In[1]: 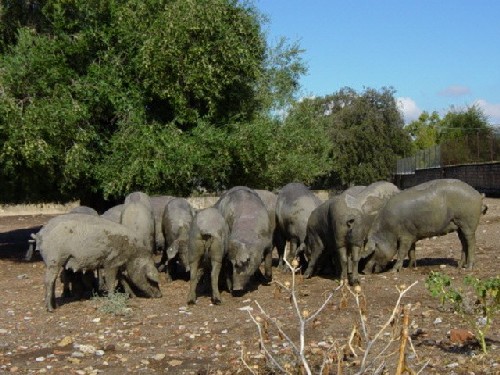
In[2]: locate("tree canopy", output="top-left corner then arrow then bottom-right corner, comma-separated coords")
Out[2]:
405,105 -> 493,151
287,87 -> 413,186
1,0 -> 430,204
0,0 -> 313,202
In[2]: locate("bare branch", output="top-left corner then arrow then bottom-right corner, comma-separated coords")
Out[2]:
355,281 -> 418,375
245,310 -> 287,373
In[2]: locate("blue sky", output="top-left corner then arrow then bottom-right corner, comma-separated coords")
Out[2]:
255,1 -> 500,124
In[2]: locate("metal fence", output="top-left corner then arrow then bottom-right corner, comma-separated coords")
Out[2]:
396,129 -> 500,175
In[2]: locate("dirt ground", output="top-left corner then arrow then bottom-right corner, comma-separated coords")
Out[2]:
0,199 -> 499,374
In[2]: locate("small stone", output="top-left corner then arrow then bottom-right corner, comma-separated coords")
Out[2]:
95,350 -> 105,356
78,344 -> 97,354
57,336 -> 73,347
0,329 -> 9,334
17,274 -> 29,280
433,317 -> 442,324
67,357 -> 81,364
439,264 -> 446,269
458,357 -> 467,365
71,351 -> 85,358
238,306 -> 253,311
221,329 -> 228,334
35,357 -> 45,362
152,354 -> 165,361
168,359 -> 182,366
92,318 -> 101,323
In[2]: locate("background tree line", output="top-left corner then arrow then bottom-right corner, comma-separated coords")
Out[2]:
0,0 -> 492,205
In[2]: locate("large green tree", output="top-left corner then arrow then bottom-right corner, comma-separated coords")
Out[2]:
405,111 -> 441,151
0,0 -> 309,202
438,104 -> 491,142
405,105 -> 492,150
287,87 -> 413,187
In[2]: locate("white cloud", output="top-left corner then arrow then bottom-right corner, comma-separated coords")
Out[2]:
438,85 -> 471,97
474,99 -> 500,125
397,97 -> 421,123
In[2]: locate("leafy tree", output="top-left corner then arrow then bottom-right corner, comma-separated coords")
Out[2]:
135,0 -> 267,126
437,105 -> 495,165
405,111 -> 441,151
437,104 -> 491,142
256,37 -> 307,117
227,113 -> 333,189
0,0 -> 308,202
96,120 -> 233,198
288,87 -> 413,187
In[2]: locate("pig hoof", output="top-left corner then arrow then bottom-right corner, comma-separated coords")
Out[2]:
156,263 -> 165,272
349,277 -> 360,286
212,297 -> 222,305
187,299 -> 196,305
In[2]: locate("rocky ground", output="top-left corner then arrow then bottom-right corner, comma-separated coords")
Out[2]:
0,198 -> 499,374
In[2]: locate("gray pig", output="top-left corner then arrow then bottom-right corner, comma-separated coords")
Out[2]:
255,189 -> 280,255
335,181 -> 400,284
255,189 -> 278,234
28,209 -> 100,296
150,195 -> 175,254
69,206 -> 99,216
363,179 -> 487,273
101,204 -> 125,223
301,185 -> 366,280
34,214 -> 161,311
25,206 -> 99,261
215,186 -> 272,293
186,207 -> 229,305
125,191 -> 152,210
121,200 -> 155,253
300,200 -> 338,279
275,183 -> 322,269
160,197 -> 195,279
